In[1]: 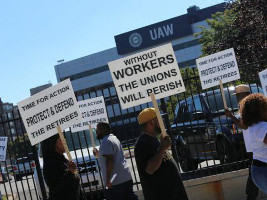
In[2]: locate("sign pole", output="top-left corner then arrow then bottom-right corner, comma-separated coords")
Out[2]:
150,93 -> 167,137
219,80 -> 227,109
89,124 -> 96,149
57,126 -> 72,161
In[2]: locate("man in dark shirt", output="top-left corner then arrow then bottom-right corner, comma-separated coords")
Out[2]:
134,108 -> 188,200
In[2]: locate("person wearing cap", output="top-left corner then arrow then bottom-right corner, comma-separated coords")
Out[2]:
225,84 -> 251,129
134,108 -> 188,200
93,122 -> 138,200
224,84 -> 259,200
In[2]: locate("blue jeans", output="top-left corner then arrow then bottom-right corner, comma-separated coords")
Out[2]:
246,155 -> 259,200
105,180 -> 139,200
251,165 -> 267,194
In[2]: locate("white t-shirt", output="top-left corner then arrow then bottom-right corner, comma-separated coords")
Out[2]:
98,134 -> 132,186
242,129 -> 253,152
248,121 -> 267,163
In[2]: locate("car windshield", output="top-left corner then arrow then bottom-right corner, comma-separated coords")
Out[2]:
206,88 -> 238,113
206,84 -> 263,113
174,96 -> 205,123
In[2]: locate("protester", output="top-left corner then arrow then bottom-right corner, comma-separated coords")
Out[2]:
224,84 -> 259,200
240,93 -> 267,194
42,134 -> 85,200
93,122 -> 138,200
134,108 -> 188,200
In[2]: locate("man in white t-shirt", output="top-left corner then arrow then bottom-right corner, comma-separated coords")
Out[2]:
93,122 -> 138,200
225,84 -> 259,200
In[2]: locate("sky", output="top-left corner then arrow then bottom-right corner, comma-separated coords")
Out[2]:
0,0 -> 223,105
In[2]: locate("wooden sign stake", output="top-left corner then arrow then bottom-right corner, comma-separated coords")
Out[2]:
57,126 -> 72,161
89,124 -> 96,149
150,93 -> 167,137
219,80 -> 227,109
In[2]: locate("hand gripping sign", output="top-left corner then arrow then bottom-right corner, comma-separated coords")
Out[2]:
109,43 -> 185,136
196,48 -> 240,108
18,79 -> 83,161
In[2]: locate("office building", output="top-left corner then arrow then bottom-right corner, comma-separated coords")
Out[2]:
54,3 -> 226,137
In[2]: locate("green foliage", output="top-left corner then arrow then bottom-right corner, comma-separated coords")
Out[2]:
195,10 -> 236,57
196,0 -> 267,80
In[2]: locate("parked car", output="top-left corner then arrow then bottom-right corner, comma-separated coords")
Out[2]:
171,84 -> 263,172
0,167 -> 8,183
12,156 -> 36,180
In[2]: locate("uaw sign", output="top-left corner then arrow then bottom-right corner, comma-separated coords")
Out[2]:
197,48 -> 240,90
18,79 -> 83,145
115,15 -> 192,55
259,69 -> 267,96
108,43 -> 185,109
71,96 -> 109,132
0,137 -> 8,161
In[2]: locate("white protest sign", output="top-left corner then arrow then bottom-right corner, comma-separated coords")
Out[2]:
0,137 -> 8,161
18,79 -> 83,145
71,96 -> 109,132
197,48 -> 240,90
259,69 -> 267,96
108,43 -> 185,109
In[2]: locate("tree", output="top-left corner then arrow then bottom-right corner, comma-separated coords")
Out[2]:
196,0 -> 267,80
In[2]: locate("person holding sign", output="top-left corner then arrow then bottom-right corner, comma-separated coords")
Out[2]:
240,93 -> 267,194
93,122 -> 138,200
224,84 -> 259,200
41,135 -> 85,200
134,108 -> 188,200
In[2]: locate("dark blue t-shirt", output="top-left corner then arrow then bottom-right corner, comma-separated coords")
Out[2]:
134,133 -> 188,200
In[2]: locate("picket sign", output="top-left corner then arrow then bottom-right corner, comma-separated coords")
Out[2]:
108,43 -> 185,110
56,126 -> 72,161
71,96 -> 109,132
150,93 -> 167,137
219,80 -> 227,109
17,79 -> 83,146
89,124 -> 96,149
0,137 -> 8,161
197,48 -> 241,109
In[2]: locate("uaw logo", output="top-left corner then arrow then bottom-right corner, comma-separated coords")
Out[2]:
129,32 -> 142,48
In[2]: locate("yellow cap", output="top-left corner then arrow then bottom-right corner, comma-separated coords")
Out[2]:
138,108 -> 157,125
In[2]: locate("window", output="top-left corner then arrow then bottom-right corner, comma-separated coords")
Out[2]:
113,104 -> 121,116
110,87 -> 117,96
65,130 -> 100,151
103,89 -> 109,97
174,102 -> 190,123
190,97 -> 203,113
7,113 -> 12,119
206,89 -> 238,112
107,105 -> 114,117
